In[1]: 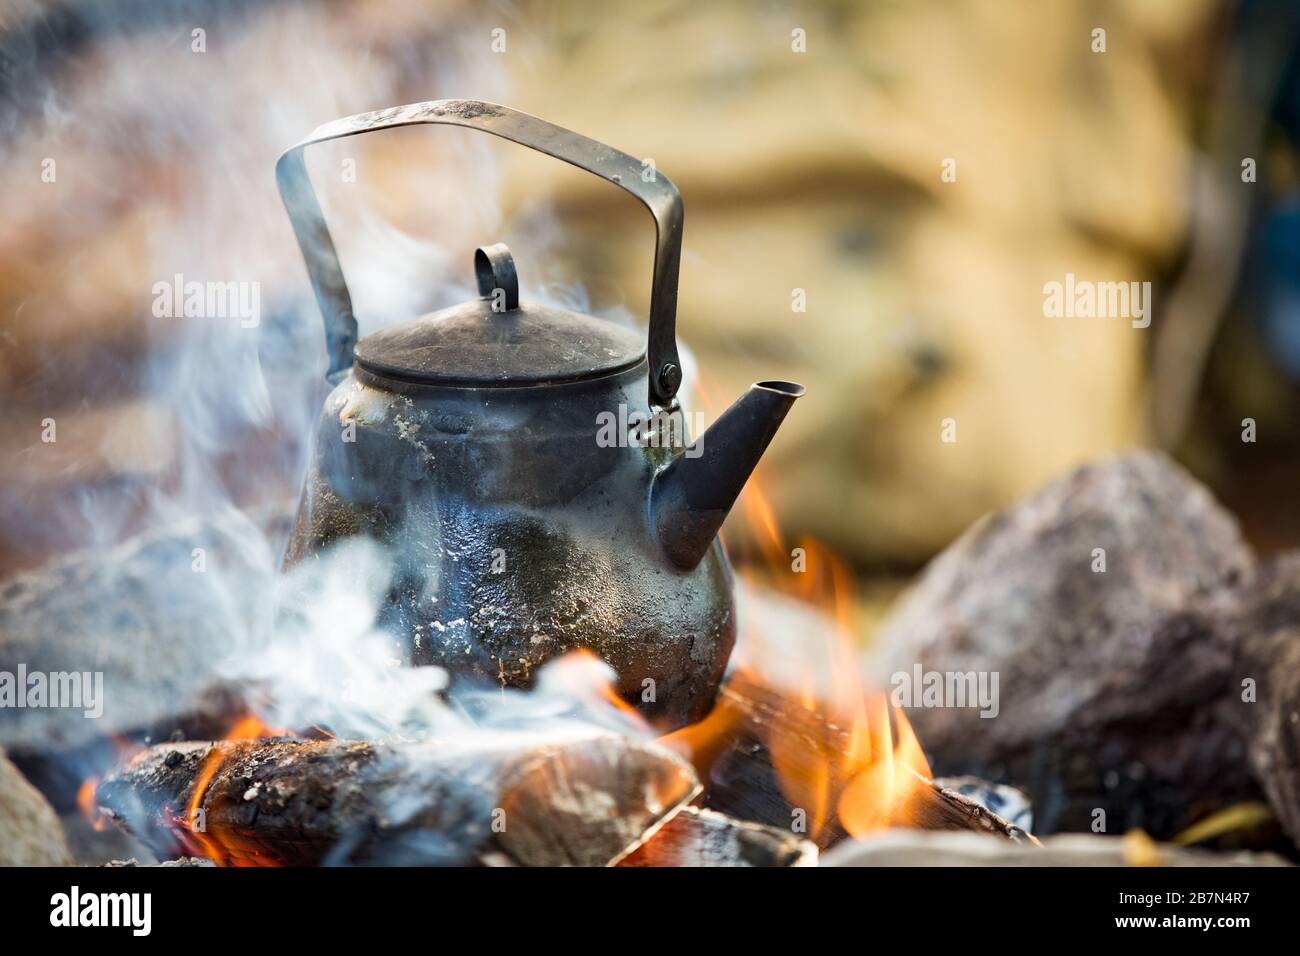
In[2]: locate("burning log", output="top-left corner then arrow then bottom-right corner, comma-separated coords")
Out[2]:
618,806 -> 817,867
905,774 -> 1038,840
97,733 -> 699,867
935,776 -> 1034,831
672,670 -> 1036,848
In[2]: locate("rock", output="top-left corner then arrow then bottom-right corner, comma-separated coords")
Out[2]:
822,829 -> 1291,867
0,746 -> 72,865
876,451 -> 1259,837
0,511 -> 274,760
1222,552 -> 1300,846
60,810 -> 156,868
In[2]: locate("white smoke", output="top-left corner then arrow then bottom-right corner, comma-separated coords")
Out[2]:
219,536 -> 651,744
1,2 -> 656,756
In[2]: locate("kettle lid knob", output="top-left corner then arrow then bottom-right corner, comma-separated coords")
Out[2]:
474,243 -> 519,312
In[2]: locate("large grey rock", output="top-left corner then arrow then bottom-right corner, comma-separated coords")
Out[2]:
0,746 -> 71,865
1222,552 -> 1300,846
0,511 -> 274,757
876,451 -> 1259,837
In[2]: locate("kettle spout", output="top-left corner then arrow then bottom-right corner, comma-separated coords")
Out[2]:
652,381 -> 804,571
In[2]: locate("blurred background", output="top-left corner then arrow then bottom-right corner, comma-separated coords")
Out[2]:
2,0 -> 1300,629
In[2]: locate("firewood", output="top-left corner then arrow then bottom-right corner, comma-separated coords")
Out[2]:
618,806 -> 816,867
97,734 -> 699,867
905,773 -> 1038,841
685,670 -> 1036,848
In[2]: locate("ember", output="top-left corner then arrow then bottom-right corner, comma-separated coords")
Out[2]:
76,777 -> 107,833
182,714 -> 285,866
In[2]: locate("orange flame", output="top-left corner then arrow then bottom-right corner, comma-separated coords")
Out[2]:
184,714 -> 284,866
79,735 -> 142,834
658,672 -> 749,775
546,648 -> 646,725
664,378 -> 931,845
77,776 -> 108,832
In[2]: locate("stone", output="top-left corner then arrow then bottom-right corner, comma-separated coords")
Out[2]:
876,451 -> 1259,837
0,746 -> 72,865
1222,552 -> 1300,846
0,512 -> 274,759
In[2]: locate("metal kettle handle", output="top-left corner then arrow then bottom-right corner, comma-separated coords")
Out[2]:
275,99 -> 684,405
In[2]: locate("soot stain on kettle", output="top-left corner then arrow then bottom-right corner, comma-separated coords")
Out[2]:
377,499 -> 734,728
411,511 -> 617,682
288,373 -> 746,729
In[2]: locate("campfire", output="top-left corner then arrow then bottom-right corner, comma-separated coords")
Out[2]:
84,523 -> 1033,868
27,333 -> 1030,868
15,447 -> 1295,869
83,622 -> 1029,868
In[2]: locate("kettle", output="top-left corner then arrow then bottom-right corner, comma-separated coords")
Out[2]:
276,100 -> 802,729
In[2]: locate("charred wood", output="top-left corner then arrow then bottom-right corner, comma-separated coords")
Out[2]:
619,806 -> 816,867
97,734 -> 699,867
687,671 -> 1035,848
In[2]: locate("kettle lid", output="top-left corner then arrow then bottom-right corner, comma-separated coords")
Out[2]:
353,244 -> 646,387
